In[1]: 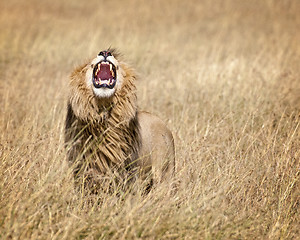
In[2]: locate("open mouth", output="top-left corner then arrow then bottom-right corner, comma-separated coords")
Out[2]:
92,61 -> 117,89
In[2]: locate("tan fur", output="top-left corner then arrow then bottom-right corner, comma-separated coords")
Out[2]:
65,51 -> 175,191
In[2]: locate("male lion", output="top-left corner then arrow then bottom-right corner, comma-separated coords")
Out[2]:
65,49 -> 175,192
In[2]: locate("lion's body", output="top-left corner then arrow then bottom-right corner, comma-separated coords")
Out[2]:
65,51 -> 175,190
137,112 -> 175,182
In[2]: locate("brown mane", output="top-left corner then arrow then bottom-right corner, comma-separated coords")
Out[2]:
65,60 -> 141,186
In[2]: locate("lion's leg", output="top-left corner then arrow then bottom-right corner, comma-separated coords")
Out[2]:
150,135 -> 175,184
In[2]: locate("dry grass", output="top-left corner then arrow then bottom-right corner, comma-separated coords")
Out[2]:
1,0 -> 299,239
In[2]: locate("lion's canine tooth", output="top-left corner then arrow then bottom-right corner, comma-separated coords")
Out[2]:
109,64 -> 112,71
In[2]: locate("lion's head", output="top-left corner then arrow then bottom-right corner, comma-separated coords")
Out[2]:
85,49 -> 125,99
69,49 -> 137,123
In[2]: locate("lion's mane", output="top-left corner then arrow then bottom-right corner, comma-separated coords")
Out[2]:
65,55 -> 141,186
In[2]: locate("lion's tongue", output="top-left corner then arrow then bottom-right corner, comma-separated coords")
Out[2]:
98,64 -> 112,80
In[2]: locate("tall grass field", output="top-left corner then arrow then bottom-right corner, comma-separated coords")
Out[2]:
0,0 -> 299,239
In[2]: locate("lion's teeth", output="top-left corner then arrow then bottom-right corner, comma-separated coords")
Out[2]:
109,64 -> 112,71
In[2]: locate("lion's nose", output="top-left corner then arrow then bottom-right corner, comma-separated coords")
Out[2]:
98,50 -> 112,59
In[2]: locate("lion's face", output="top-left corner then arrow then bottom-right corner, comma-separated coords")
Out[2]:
86,50 -> 124,98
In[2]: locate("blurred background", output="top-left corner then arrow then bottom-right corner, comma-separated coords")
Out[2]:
1,0 -> 299,120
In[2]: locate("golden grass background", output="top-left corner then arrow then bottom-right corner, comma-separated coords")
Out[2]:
1,0 -> 299,239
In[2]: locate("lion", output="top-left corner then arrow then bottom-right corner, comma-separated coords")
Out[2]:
64,49 -> 175,192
